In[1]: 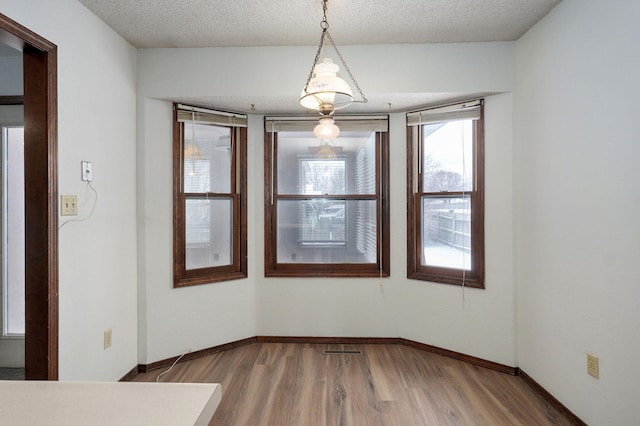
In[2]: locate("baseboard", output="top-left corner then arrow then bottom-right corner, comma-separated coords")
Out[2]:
132,335 -> 583,425
256,336 -> 398,345
137,337 -> 257,373
398,338 -> 518,375
257,335 -> 517,375
518,369 -> 587,426
118,365 -> 139,382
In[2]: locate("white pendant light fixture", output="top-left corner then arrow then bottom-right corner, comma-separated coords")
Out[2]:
300,0 -> 367,135
313,116 -> 340,140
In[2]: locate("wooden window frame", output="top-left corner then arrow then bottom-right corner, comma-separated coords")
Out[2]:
173,104 -> 247,287
407,102 -> 485,288
264,122 -> 390,278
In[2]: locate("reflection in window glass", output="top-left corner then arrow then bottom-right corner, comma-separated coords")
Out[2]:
185,198 -> 232,270
183,123 -> 231,194
275,130 -> 378,264
299,159 -> 346,195
277,199 -> 376,263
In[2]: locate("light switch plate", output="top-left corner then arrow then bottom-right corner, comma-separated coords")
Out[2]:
587,353 -> 599,379
60,195 -> 77,216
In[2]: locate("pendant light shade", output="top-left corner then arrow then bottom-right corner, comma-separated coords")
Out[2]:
313,116 -> 340,140
300,59 -> 354,113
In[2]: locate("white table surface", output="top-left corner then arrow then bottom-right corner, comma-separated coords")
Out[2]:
0,380 -> 221,425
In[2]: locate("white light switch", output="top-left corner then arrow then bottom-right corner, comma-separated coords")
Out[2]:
60,195 -> 77,216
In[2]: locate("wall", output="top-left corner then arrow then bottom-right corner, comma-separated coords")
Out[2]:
137,43 -> 516,366
516,0 -> 640,423
0,0 -> 138,380
137,99 -> 257,364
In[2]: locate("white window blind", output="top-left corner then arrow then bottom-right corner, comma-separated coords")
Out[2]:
407,100 -> 482,126
265,116 -> 388,133
355,133 -> 377,263
177,104 -> 247,127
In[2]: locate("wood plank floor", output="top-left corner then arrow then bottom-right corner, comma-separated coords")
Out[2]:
132,343 -> 573,425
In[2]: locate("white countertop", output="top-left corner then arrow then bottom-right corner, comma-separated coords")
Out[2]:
0,380 -> 221,425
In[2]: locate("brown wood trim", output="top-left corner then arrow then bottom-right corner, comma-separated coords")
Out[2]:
257,336 -> 399,345
138,337 -> 257,373
0,95 -> 24,105
399,338 -> 517,375
0,13 -> 55,51
519,369 -> 587,426
136,336 -> 583,425
1,13 -> 59,381
118,366 -> 139,382
258,336 -> 516,374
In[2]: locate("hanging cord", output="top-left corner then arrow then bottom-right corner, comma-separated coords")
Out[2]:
58,181 -> 98,229
460,122 -> 468,306
378,121 -> 385,297
190,111 -> 196,177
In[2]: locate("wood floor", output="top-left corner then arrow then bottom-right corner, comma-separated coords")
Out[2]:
132,343 -> 573,426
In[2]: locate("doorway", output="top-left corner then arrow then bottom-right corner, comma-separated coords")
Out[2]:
0,13 -> 58,380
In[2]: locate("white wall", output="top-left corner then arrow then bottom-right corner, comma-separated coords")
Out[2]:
516,0 -> 640,423
0,0 -> 139,380
137,43 -> 517,366
137,98 -> 257,364
396,93 -> 516,366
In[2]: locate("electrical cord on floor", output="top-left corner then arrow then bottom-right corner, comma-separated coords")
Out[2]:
156,349 -> 191,383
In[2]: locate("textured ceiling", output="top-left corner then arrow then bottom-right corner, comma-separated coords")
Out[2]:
76,0 -> 562,114
78,0 -> 562,48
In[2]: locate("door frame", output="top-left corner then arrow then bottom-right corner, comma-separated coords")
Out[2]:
0,13 -> 58,380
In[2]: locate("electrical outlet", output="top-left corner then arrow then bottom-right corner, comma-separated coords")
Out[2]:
60,195 -> 78,216
587,353 -> 599,379
104,328 -> 112,349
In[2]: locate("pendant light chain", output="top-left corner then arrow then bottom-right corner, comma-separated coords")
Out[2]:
302,0 -> 367,105
325,31 -> 367,104
303,26 -> 328,95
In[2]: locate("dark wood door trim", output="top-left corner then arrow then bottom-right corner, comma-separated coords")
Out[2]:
0,12 -> 58,381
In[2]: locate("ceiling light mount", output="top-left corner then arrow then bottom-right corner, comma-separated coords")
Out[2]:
300,0 -> 368,117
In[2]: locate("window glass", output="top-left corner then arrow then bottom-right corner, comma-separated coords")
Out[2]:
185,198 -> 232,269
421,195 -> 471,270
183,123 -> 231,194
265,119 -> 388,277
422,121 -> 473,192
